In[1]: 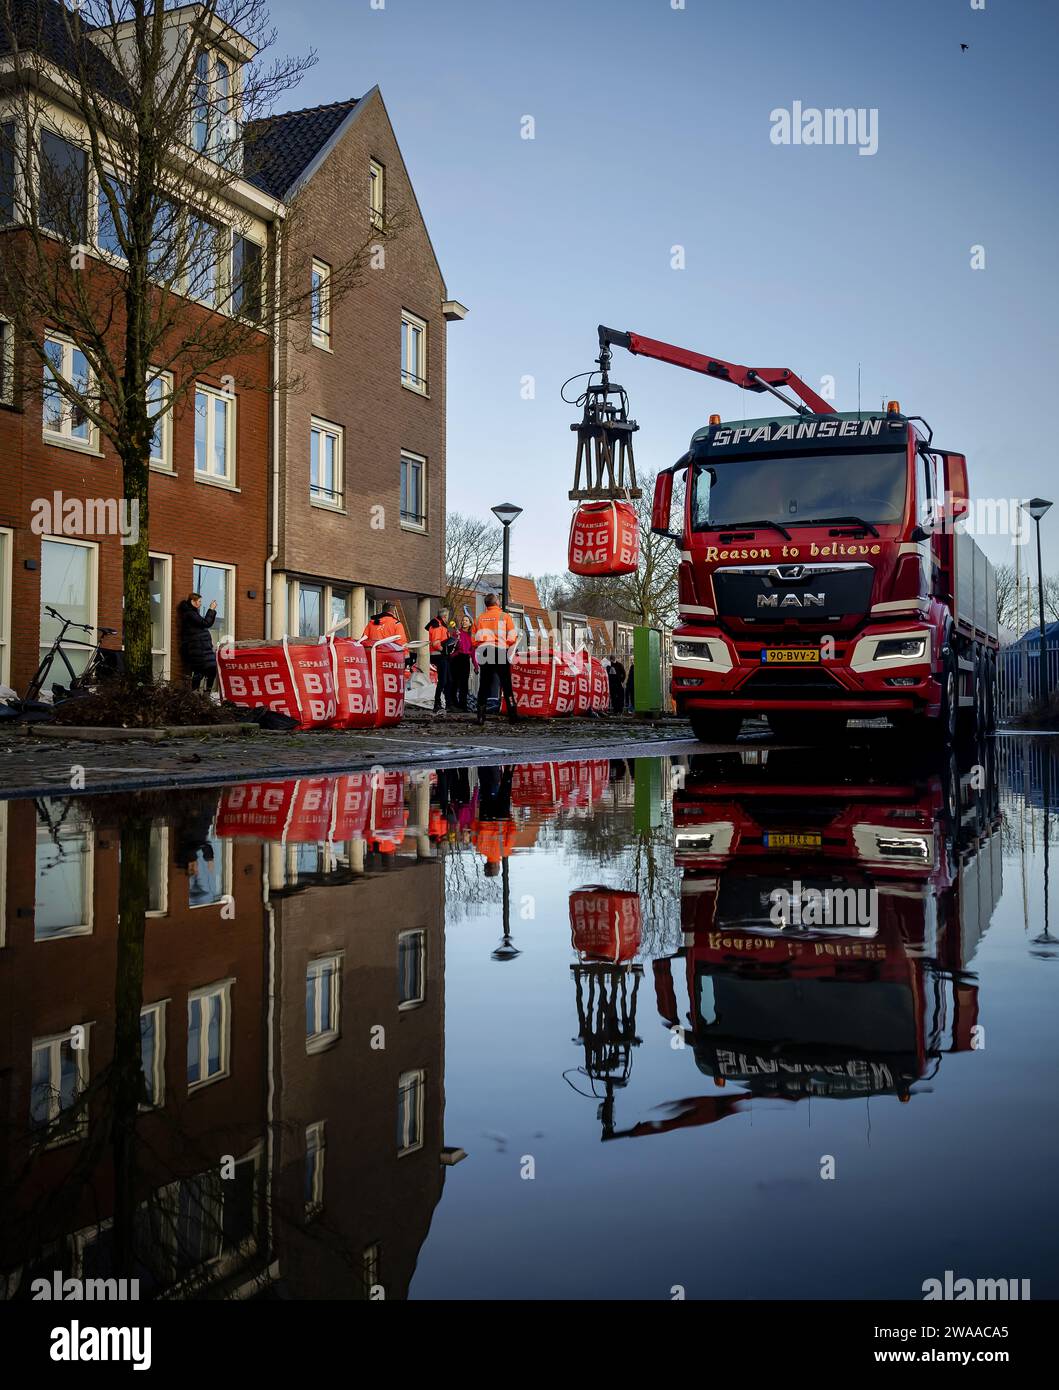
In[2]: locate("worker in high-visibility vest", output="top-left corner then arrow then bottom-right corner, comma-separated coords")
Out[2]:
425,607 -> 455,715
472,594 -> 520,725
473,765 -> 516,877
361,600 -> 408,648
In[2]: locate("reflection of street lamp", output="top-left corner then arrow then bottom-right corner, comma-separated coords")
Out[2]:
491,503 -> 523,611
491,858 -> 521,959
1022,498 -> 1053,708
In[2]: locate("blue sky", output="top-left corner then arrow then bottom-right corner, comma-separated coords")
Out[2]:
268,0 -> 1058,577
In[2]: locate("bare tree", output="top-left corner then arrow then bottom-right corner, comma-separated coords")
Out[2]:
531,571 -> 568,611
443,510 -> 502,615
995,563 -> 1021,632
0,0 -> 397,685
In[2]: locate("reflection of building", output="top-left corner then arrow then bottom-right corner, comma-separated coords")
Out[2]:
0,795 -> 269,1297
262,774 -> 446,1300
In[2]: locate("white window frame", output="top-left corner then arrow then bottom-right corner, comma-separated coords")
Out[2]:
286,579 -> 350,640
37,125 -> 88,243
148,369 -> 175,471
42,333 -> 98,453
397,929 -> 426,1010
147,822 -> 169,918
94,166 -> 129,264
185,210 -> 227,309
184,830 -> 232,910
401,310 -> 427,394
311,259 -> 331,348
186,978 -> 234,1092
193,382 -> 237,487
139,999 -> 168,1109
0,525 -> 12,688
304,1121 -> 326,1220
149,551 -> 172,680
38,535 -> 99,681
369,159 -> 385,229
31,1025 -> 91,1142
310,417 -> 344,510
34,815 -> 94,941
305,954 -> 342,1054
0,316 -> 14,404
400,451 -> 427,532
192,558 -> 236,653
397,1068 -> 425,1156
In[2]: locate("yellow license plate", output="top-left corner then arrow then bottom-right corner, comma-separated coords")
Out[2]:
764,832 -> 823,849
761,648 -> 820,663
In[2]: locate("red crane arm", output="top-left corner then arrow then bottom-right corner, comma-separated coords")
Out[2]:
598,326 -> 835,417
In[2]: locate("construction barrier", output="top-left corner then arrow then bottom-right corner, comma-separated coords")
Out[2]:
567,500 -> 639,577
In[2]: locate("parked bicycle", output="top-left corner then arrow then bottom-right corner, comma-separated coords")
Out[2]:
25,606 -> 122,702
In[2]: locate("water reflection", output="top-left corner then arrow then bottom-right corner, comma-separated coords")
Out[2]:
0,738 -> 1056,1300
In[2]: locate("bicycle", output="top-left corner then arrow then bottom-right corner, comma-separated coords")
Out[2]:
25,605 -> 121,702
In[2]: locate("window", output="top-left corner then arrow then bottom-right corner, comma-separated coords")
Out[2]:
311,260 -> 331,347
192,560 -> 234,651
31,1029 -> 90,1138
186,214 -> 224,308
187,980 -> 233,1090
192,51 -> 211,152
35,814 -> 93,940
148,370 -> 174,470
194,384 -> 236,484
310,419 -> 343,508
297,582 -> 322,638
369,159 -> 385,229
0,120 -> 15,222
39,537 -> 98,683
330,590 -> 351,636
401,311 -> 427,393
140,1002 -> 167,1108
400,452 -> 426,530
149,553 -> 171,678
43,336 -> 95,449
192,50 -> 239,164
304,1122 -> 325,1220
185,827 -> 231,909
306,955 -> 341,1052
232,234 -> 263,322
362,1244 -> 381,1297
96,175 -> 128,259
38,130 -> 87,240
397,930 -> 426,1009
0,527 -> 11,687
0,317 -> 12,404
397,1069 -> 425,1155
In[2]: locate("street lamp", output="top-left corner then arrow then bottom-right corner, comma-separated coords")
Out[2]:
1022,498 -> 1053,708
491,503 -> 523,611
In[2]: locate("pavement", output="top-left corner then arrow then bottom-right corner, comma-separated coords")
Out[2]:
0,709 -> 721,801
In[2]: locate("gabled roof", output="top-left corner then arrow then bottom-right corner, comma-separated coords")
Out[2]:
0,0 -> 129,102
244,96 -> 362,200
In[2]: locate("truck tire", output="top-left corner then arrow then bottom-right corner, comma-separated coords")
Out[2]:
688,711 -> 743,744
939,647 -> 959,745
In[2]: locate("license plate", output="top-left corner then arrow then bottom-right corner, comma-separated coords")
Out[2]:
764,832 -> 823,849
761,648 -> 820,664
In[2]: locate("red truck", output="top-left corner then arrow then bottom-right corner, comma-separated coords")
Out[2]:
591,327 -> 999,743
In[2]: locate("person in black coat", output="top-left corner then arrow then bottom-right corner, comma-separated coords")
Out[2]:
177,593 -> 218,691
608,659 -> 626,714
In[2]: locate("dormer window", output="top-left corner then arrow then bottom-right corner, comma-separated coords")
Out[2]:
191,50 -> 239,167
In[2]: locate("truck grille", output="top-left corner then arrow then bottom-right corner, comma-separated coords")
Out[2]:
740,667 -> 844,700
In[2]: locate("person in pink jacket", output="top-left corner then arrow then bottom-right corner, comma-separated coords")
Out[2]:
449,615 -> 475,711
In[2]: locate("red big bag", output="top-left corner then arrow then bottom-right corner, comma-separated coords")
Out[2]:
328,637 -> 377,729
217,638 -> 336,729
511,654 -> 559,718
215,780 -> 297,840
366,640 -> 406,726
569,887 -> 643,963
568,500 -> 639,576
329,773 -> 372,841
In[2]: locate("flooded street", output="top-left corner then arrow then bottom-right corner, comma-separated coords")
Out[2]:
1,738 -> 1056,1302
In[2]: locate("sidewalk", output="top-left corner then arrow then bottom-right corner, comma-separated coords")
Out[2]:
0,710 -> 715,801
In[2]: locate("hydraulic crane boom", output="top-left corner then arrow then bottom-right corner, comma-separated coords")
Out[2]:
597,325 -> 836,418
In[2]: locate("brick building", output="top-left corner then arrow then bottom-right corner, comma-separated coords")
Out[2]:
0,2 -> 458,693
248,88 -> 462,666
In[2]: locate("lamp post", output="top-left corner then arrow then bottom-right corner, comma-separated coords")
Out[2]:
1022,498 -> 1053,708
491,503 -> 523,611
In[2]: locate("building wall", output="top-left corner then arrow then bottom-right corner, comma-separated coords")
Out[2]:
274,89 -> 448,637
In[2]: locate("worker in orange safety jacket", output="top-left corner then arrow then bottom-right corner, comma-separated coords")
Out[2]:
361,600 -> 408,649
472,594 -> 520,725
472,765 -> 516,877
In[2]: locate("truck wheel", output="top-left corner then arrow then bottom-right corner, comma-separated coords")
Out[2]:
688,711 -> 743,744
958,650 -> 982,740
940,648 -> 959,744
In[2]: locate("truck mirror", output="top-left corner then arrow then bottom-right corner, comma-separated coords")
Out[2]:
943,454 -> 970,519
651,469 -> 675,537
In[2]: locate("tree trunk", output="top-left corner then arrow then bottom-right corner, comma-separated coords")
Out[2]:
121,447 -> 153,685
111,813 -> 149,1275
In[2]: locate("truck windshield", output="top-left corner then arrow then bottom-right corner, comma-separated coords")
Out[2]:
690,449 -> 908,531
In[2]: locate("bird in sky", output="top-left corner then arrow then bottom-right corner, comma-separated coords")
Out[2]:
960,43 -> 969,51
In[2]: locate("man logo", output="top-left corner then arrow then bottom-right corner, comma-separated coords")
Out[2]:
770,564 -> 807,581
757,592 -> 826,608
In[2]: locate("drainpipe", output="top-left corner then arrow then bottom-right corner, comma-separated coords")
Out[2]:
265,211 -> 284,641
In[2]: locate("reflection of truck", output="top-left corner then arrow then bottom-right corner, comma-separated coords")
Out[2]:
584,327 -> 1000,742
656,746 -> 1001,1102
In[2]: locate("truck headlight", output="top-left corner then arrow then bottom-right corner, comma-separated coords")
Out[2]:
874,637 -> 926,660
674,640 -> 711,660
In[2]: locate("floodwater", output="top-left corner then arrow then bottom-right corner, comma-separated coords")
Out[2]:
0,737 -> 1056,1302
